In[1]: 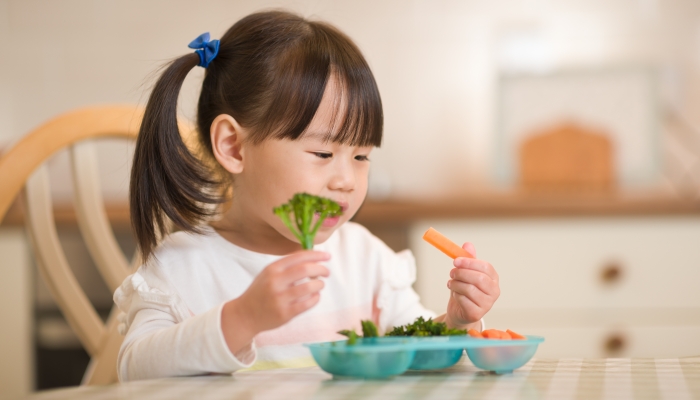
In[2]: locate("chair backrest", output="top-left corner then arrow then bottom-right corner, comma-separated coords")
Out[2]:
519,121 -> 614,193
0,106 -> 193,385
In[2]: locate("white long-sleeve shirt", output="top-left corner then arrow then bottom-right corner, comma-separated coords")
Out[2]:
114,222 -> 437,381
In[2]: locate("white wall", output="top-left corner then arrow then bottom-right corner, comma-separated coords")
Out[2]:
0,0 -> 12,149
2,0 -> 700,201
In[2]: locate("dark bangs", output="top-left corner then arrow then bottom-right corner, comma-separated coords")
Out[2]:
250,20 -> 383,147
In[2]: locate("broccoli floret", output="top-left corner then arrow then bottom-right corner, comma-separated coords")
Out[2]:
337,319 -> 378,345
361,320 -> 379,338
337,329 -> 360,345
273,193 -> 343,250
385,316 -> 466,337
340,317 -> 466,346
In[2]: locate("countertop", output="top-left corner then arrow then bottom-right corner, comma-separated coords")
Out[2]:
26,357 -> 700,400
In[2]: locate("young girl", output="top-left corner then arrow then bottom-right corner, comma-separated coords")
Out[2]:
115,10 -> 500,381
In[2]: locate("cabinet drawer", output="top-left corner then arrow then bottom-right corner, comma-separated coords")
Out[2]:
410,216 -> 700,312
482,308 -> 700,358
497,325 -> 700,359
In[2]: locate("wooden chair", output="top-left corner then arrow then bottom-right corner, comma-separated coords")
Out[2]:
519,121 -> 615,193
0,106 -> 192,385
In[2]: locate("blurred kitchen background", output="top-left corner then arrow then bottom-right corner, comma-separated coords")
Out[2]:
2,0 -> 700,396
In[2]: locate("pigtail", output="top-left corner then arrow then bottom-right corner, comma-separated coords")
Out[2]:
130,53 -> 223,261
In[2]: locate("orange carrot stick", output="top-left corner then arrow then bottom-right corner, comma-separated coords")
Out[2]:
422,227 -> 474,259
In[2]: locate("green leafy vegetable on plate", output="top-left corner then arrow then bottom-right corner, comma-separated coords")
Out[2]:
338,317 -> 466,345
386,316 -> 466,337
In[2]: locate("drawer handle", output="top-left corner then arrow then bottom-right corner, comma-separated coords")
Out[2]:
600,262 -> 623,284
603,333 -> 627,355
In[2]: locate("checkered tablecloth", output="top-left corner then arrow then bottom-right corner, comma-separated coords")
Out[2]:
28,357 -> 700,400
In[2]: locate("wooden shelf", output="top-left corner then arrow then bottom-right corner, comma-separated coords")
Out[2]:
4,192 -> 700,228
353,192 -> 700,224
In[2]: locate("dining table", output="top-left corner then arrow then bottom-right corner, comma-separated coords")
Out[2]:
25,356 -> 700,400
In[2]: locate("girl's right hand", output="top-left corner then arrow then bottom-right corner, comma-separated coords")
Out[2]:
221,251 -> 331,354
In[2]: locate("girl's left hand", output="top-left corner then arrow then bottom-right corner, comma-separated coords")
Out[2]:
445,242 -> 500,329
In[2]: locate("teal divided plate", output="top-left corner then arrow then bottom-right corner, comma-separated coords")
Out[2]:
305,335 -> 544,378
306,338 -> 416,379
466,337 -> 542,374
410,348 -> 464,370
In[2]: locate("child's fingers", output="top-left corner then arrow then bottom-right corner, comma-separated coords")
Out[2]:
268,250 -> 331,273
462,242 -> 476,258
289,292 -> 321,315
449,268 -> 499,296
447,280 -> 489,307
453,258 -> 499,282
281,262 -> 330,285
450,292 -> 485,322
285,278 -> 325,302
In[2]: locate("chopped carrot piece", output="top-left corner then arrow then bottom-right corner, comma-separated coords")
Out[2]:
467,329 -> 483,338
481,329 -> 496,338
422,227 -> 474,259
485,330 -> 500,339
482,329 -> 508,339
482,329 -> 513,340
506,329 -> 526,340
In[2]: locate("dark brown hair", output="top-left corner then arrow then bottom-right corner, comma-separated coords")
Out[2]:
130,10 -> 383,261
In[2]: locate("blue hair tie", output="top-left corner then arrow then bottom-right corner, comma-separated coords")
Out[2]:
188,32 -> 220,68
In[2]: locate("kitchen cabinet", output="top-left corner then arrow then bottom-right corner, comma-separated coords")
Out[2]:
408,216 -> 700,358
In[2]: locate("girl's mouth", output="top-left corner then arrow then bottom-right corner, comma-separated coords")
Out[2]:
322,215 -> 341,227
319,201 -> 348,228
337,201 -> 349,213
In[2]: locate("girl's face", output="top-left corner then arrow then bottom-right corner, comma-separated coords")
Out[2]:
226,78 -> 374,251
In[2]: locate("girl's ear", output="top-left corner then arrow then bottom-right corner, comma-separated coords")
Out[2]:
211,114 -> 247,174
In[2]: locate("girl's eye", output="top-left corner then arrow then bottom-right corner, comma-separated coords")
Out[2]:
355,155 -> 370,162
313,152 -> 333,159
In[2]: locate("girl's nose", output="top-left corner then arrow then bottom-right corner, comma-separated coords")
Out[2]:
328,163 -> 355,192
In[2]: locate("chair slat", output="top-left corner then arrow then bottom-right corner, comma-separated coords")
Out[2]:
70,141 -> 130,292
81,307 -> 123,385
24,166 -> 105,356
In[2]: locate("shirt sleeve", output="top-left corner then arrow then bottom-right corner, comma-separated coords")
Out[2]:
114,271 -> 256,381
